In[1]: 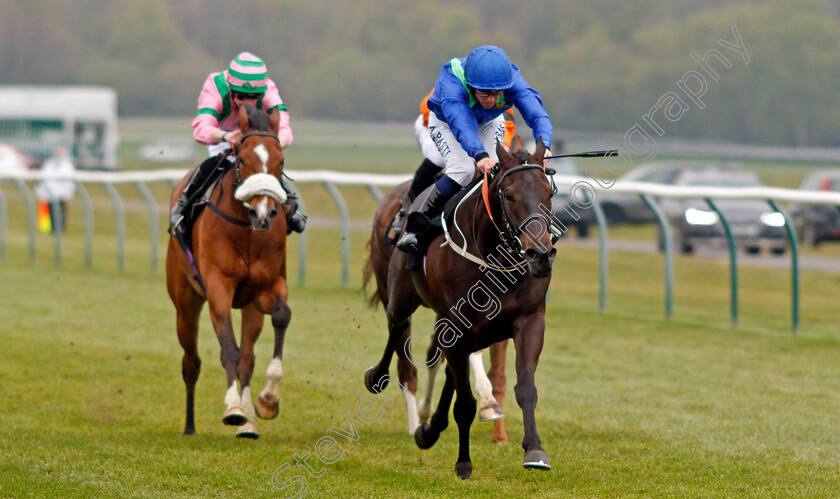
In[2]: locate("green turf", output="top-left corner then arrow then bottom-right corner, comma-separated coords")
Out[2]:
2,208 -> 840,497
3,128 -> 840,496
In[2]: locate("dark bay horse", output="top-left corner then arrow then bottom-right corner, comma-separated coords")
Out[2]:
166,104 -> 291,439
364,140 -> 556,479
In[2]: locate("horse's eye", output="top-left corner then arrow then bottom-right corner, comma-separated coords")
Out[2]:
503,191 -> 515,202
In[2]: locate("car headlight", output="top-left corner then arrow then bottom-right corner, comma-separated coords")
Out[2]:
685,208 -> 719,225
760,212 -> 786,227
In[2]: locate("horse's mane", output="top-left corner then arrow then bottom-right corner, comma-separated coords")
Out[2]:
245,105 -> 271,131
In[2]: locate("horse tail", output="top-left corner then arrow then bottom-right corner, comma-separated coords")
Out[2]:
362,237 -> 381,309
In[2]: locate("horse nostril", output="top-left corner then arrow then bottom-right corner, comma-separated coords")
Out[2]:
249,209 -> 258,219
524,248 -> 539,261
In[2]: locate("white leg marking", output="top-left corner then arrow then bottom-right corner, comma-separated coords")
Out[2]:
470,351 -> 496,407
260,358 -> 283,400
241,386 -> 256,420
254,144 -> 269,173
403,388 -> 420,435
418,361 -> 440,423
225,380 -> 242,409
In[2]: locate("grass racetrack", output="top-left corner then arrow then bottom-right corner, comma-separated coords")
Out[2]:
3,220 -> 840,497
4,132 -> 840,497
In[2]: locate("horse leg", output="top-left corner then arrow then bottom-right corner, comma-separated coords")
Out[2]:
488,340 -> 509,443
233,304 -> 264,439
365,316 -> 408,394
396,329 -> 420,435
167,242 -> 205,436
365,272 -> 420,394
366,250 -> 421,393
470,351 -> 504,422
513,314 -> 550,470
205,278 -> 246,426
256,300 -> 291,420
417,341 -> 443,422
174,288 -> 204,436
414,362 -> 453,451
449,350 -> 477,479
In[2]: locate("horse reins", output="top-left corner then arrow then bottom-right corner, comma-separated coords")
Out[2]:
230,131 -> 281,189
441,163 -> 556,272
490,163 -> 553,256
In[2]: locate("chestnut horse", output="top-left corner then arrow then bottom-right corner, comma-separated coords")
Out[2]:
166,104 -> 291,439
364,140 -> 556,478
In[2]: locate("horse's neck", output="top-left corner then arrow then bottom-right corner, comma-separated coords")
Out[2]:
459,183 -> 508,257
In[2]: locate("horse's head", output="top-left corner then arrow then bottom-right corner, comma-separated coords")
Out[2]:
493,138 -> 556,278
233,104 -> 287,232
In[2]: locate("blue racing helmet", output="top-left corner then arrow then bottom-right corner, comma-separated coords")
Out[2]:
465,46 -> 515,90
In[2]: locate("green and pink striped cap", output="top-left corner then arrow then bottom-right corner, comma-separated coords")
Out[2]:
226,52 -> 268,93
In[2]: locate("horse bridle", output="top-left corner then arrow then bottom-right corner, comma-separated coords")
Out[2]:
231,131 -> 281,188
206,131 -> 283,228
493,163 -> 555,255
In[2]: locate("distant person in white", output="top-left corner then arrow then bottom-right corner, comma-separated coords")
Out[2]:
36,147 -> 76,233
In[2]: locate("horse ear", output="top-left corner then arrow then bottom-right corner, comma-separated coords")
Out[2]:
238,104 -> 251,132
532,137 -> 547,164
268,107 -> 280,135
496,139 -> 513,169
511,135 -> 525,153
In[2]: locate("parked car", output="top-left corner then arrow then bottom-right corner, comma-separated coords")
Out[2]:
658,168 -> 787,255
789,170 -> 840,246
550,157 -> 594,238
597,161 -> 717,224
0,143 -> 36,174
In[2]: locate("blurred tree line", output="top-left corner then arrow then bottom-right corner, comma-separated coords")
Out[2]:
1,0 -> 838,147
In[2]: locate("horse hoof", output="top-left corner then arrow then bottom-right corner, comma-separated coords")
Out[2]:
479,403 -> 504,421
364,367 -> 388,394
455,461 -> 473,480
235,421 -> 260,439
522,449 -> 551,470
222,406 -> 247,426
414,423 -> 440,450
183,427 -> 196,436
255,395 -> 279,420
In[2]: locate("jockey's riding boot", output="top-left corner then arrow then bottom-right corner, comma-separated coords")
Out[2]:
281,176 -> 307,234
396,183 -> 454,254
169,156 -> 218,237
392,158 -> 443,236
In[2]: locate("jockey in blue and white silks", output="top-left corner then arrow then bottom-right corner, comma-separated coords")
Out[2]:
397,45 -> 554,254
